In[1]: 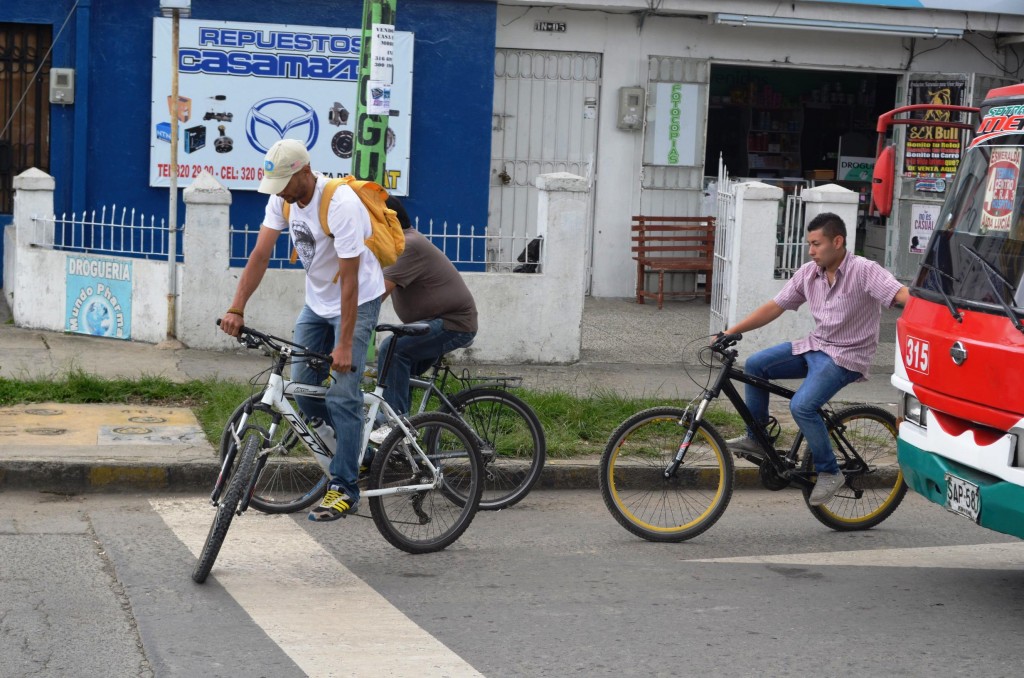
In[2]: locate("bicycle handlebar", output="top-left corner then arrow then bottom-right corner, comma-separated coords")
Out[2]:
711,332 -> 743,352
215,319 -> 355,372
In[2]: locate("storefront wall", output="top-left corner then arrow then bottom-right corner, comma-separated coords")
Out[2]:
1,0 -> 496,240
496,4 -> 1023,297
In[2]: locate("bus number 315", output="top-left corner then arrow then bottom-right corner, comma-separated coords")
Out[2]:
905,336 -> 930,374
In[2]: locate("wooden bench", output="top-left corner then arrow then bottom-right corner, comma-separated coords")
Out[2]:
631,215 -> 716,309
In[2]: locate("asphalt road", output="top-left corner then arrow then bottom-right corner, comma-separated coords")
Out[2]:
2,489 -> 1022,677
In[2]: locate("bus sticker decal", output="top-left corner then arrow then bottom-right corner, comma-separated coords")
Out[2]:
980,147 -> 1020,233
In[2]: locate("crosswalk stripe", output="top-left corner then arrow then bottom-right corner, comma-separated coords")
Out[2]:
152,498 -> 483,678
687,541 -> 1024,570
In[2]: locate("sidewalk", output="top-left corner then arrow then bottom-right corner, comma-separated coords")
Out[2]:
0,295 -> 903,493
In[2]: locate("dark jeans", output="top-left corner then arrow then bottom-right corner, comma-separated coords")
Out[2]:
376,317 -> 475,416
743,342 -> 861,474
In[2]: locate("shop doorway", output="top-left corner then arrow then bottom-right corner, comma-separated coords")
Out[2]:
706,65 -> 897,183
705,64 -> 897,258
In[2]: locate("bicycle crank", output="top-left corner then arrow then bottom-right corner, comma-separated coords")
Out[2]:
758,455 -> 796,491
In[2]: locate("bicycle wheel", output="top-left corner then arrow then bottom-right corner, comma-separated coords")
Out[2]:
219,394 -> 328,514
444,387 -> 546,510
600,406 -> 734,542
193,426 -> 259,584
799,405 -> 907,531
368,412 -> 483,554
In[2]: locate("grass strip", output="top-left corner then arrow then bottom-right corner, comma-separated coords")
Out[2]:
0,372 -> 747,458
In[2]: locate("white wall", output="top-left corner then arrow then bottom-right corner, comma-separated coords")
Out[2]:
496,2 -> 1023,298
6,169 -> 590,364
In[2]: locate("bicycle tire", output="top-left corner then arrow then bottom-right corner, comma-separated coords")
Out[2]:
193,426 -> 259,584
442,387 -> 546,510
798,405 -> 907,531
600,406 -> 734,542
219,393 -> 328,514
368,412 -> 483,554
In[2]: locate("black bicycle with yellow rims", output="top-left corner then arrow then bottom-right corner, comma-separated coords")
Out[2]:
599,333 -> 906,542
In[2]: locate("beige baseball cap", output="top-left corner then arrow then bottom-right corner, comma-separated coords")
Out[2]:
258,139 -> 310,194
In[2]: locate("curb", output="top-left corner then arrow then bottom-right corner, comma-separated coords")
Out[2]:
0,460 -> 219,493
0,460 -> 767,494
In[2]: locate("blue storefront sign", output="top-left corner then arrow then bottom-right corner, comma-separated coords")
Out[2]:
65,255 -> 132,339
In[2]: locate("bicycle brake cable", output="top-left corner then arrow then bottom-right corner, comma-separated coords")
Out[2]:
681,334 -> 723,392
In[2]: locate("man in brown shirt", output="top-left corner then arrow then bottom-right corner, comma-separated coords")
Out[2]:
371,197 -> 477,441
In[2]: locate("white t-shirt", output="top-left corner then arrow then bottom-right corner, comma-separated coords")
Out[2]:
263,175 -> 385,317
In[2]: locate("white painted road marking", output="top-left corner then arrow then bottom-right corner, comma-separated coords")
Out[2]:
688,541 -> 1024,570
152,498 -> 483,678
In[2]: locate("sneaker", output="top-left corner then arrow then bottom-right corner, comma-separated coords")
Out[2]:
369,424 -> 394,445
809,471 -> 846,506
727,436 -> 765,459
307,485 -> 358,522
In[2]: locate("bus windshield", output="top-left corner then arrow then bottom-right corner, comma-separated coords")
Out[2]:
913,141 -> 1024,320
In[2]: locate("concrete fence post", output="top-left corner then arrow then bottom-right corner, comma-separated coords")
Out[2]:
6,168 -> 56,321
716,181 -> 784,352
179,170 -> 232,348
802,183 -> 860,253
535,171 -> 589,362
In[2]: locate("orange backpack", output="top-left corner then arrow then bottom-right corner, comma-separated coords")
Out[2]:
285,176 -> 406,279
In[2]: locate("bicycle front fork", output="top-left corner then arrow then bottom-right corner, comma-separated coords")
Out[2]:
664,397 -> 711,478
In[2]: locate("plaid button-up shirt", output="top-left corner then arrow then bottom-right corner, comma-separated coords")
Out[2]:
774,252 -> 903,378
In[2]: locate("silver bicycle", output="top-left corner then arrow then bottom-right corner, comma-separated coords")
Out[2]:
193,321 -> 484,584
220,347 -> 546,513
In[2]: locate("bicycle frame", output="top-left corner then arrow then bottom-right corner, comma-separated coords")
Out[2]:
410,359 -> 522,415
222,343 -> 441,503
678,346 -> 867,491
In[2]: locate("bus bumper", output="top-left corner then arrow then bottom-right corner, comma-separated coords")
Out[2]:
898,440 -> 1024,540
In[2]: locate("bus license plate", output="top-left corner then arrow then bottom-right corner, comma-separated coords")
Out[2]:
945,473 -> 981,523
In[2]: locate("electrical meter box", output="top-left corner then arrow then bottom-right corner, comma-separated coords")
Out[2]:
49,68 -> 75,104
617,86 -> 645,130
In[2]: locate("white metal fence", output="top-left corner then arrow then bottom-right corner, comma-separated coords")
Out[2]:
227,218 -> 544,273
31,206 -> 177,260
27,206 -> 539,274
775,188 -> 807,280
710,155 -> 735,331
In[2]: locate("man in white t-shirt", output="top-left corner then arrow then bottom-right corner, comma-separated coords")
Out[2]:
220,139 -> 384,522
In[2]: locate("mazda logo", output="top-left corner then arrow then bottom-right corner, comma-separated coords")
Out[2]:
950,341 -> 967,366
246,97 -> 319,154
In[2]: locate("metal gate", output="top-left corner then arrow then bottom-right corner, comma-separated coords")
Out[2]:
489,49 -> 600,278
776,187 -> 807,279
710,155 -> 735,330
0,23 -> 52,214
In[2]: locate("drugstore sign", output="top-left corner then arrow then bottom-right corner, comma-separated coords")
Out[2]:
149,18 -> 414,195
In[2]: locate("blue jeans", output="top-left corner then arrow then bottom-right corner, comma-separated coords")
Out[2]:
742,343 -> 861,474
376,317 -> 475,416
291,298 -> 381,501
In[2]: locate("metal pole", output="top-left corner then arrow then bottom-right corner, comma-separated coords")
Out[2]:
352,0 -> 397,184
166,9 -> 180,341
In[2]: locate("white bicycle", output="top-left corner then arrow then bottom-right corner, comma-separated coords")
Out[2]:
192,321 -> 484,584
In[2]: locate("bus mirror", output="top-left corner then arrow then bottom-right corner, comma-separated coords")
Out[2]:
872,145 -> 895,217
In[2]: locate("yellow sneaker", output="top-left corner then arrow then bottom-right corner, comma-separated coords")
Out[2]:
307,485 -> 358,522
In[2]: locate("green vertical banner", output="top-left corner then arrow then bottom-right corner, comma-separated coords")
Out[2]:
353,0 -> 398,183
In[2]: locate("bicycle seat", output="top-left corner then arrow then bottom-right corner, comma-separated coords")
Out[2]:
376,322 -> 431,337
